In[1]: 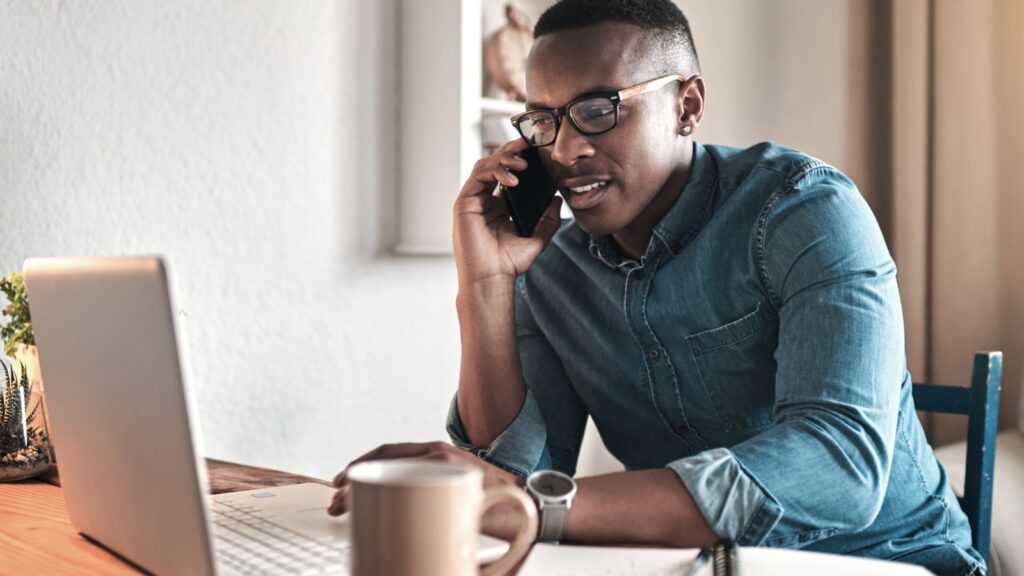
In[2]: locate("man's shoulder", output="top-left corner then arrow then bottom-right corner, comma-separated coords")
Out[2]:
704,141 -> 839,191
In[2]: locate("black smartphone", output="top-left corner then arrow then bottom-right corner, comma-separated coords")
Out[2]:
500,147 -> 558,237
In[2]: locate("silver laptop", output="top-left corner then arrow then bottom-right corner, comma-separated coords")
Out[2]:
24,256 -> 509,576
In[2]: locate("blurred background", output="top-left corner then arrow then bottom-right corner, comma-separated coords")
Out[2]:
1,0 -> 1021,481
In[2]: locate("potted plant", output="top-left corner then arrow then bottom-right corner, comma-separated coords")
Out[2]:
0,358 -> 53,479
0,271 -> 54,480
1,272 -> 40,385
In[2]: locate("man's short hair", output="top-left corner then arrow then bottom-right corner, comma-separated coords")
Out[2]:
534,0 -> 701,77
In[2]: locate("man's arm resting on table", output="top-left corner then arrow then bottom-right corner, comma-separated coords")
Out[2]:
568,469 -> 720,547
487,468 -> 719,548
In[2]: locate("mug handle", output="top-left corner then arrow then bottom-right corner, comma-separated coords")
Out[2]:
479,484 -> 538,576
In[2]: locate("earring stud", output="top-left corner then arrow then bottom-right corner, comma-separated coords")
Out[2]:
682,125 -> 692,134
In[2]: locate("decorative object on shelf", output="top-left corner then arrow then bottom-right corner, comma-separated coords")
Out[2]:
396,0 -> 552,254
0,357 -> 53,481
483,3 -> 533,102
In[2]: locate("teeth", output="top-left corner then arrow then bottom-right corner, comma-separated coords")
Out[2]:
569,181 -> 607,194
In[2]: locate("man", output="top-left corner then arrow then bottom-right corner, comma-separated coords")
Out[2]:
330,1 -> 983,574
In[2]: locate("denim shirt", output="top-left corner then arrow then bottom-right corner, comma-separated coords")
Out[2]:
447,142 -> 984,576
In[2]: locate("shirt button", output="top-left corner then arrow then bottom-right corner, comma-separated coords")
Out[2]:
673,424 -> 694,436
648,348 -> 660,360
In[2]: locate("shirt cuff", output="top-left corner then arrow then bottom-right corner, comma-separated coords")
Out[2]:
446,388 -> 549,477
667,447 -> 784,545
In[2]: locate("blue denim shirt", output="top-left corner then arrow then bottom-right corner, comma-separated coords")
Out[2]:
448,142 -> 984,576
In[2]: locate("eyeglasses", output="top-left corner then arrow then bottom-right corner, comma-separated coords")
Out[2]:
510,74 -> 691,148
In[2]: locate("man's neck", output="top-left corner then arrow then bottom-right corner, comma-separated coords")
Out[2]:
611,160 -> 693,261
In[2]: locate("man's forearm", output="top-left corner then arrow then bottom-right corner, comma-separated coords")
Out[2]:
565,469 -> 719,548
455,277 -> 528,447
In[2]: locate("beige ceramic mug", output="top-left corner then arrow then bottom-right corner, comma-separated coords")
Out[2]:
346,459 -> 538,576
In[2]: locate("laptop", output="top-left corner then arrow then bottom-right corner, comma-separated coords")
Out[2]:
24,256 -> 509,575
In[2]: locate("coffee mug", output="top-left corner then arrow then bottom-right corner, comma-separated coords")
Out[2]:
346,459 -> 538,576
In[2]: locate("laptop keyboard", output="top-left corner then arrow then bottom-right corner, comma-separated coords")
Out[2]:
211,499 -> 349,575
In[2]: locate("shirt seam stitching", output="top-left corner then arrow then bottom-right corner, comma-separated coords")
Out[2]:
754,157 -> 827,187
688,302 -> 772,355
755,162 -> 837,310
736,490 -> 771,543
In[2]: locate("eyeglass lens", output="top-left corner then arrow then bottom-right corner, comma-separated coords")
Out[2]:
517,96 -> 617,147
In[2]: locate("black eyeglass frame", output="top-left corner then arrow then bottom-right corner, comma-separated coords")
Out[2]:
510,74 -> 694,147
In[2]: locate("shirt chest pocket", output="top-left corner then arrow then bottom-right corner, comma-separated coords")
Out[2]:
686,300 -> 779,432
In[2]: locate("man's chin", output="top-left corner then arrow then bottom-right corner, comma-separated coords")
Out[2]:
571,213 -> 621,237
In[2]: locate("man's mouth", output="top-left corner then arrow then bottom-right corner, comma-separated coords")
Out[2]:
568,181 -> 607,194
561,179 -> 610,210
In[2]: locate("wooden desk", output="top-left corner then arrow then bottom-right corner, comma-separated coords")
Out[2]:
0,459 -> 329,575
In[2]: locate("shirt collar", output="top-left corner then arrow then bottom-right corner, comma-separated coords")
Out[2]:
588,141 -> 718,268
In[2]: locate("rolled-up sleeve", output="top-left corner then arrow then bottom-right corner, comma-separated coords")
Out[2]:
668,171 -> 904,547
447,274 -> 588,477
447,388 -> 549,477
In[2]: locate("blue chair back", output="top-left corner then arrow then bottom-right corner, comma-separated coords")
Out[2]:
912,351 -> 1002,567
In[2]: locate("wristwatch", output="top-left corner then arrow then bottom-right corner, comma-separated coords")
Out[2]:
525,470 -> 577,543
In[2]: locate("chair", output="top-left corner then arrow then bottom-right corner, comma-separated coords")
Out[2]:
912,351 -> 1002,568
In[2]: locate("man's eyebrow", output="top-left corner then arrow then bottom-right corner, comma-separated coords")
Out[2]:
526,85 -> 622,110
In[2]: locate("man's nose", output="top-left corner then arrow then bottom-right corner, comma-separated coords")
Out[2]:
549,116 -> 595,167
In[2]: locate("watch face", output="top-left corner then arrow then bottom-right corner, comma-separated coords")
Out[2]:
530,472 -> 575,498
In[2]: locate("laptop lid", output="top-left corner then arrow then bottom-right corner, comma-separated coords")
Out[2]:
24,257 -> 216,576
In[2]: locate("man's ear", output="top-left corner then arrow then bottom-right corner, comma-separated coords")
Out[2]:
676,75 -> 706,136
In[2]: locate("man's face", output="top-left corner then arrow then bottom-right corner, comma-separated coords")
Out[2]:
525,22 -> 689,237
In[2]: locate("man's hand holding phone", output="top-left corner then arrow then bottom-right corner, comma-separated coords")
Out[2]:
453,138 -> 562,289
452,138 -> 561,448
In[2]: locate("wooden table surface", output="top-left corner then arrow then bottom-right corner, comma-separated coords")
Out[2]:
0,459 -> 329,575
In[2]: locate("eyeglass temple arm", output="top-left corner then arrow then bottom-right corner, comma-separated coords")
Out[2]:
618,74 -> 691,100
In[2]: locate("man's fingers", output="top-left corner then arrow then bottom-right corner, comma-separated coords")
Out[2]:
332,442 -> 451,486
533,196 -> 564,243
457,164 -> 517,199
420,450 -> 462,464
496,150 -> 528,172
458,175 -> 499,200
499,136 -> 530,158
331,444 -> 387,486
457,139 -> 529,199
492,168 -> 519,189
327,483 -> 350,516
484,212 -> 513,230
328,442 -> 463,516
454,194 -> 506,219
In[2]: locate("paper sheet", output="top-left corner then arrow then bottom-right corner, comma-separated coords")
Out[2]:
518,544 -> 935,576
518,545 -> 694,576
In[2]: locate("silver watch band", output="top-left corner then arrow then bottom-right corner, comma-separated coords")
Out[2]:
526,469 -> 576,543
538,502 -> 569,542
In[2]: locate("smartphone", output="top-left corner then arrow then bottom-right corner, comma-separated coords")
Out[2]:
500,147 -> 558,237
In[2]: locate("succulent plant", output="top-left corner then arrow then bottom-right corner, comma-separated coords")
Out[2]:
0,358 -> 39,455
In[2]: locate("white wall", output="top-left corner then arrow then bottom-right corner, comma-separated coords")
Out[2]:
0,0 -> 462,480
681,0 -> 879,195
0,0 -> 894,481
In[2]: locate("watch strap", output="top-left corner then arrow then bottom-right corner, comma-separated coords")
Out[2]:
537,501 -> 568,542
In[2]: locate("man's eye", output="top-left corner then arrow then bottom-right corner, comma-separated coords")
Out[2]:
576,101 -> 614,121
